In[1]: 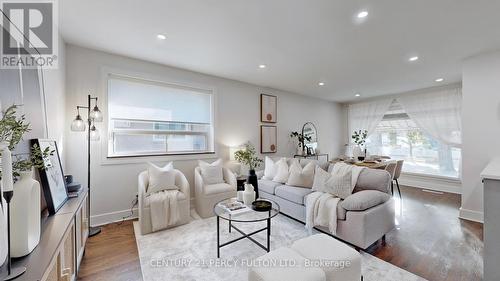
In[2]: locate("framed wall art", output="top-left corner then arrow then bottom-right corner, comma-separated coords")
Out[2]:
31,139 -> 68,215
261,125 -> 277,154
260,94 -> 277,123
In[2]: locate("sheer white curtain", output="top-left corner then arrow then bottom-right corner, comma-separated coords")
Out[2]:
398,87 -> 462,148
348,98 -> 393,139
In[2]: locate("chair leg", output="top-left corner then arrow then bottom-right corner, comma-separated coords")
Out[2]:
396,179 -> 402,198
391,181 -> 394,196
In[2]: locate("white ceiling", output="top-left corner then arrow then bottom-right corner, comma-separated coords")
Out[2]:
60,0 -> 500,102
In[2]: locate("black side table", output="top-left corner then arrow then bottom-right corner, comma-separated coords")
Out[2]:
236,176 -> 246,191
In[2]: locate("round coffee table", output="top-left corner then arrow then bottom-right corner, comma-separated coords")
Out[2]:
214,198 -> 280,258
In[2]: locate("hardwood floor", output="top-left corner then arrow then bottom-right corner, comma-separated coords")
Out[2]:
78,186 -> 483,281
367,186 -> 483,281
77,221 -> 142,281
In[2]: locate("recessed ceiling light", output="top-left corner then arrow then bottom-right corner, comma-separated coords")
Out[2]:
408,56 -> 419,62
435,78 -> 444,82
157,34 -> 166,40
357,11 -> 369,18
318,82 -> 325,86
355,93 -> 361,97
258,64 -> 267,69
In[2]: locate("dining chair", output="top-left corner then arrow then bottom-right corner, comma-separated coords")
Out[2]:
393,160 -> 404,198
384,161 -> 398,196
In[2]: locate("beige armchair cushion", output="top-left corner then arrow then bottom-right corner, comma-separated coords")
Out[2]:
203,183 -> 234,195
147,162 -> 177,194
198,159 -> 224,184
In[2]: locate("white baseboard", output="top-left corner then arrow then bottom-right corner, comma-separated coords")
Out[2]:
91,208 -> 138,227
398,173 -> 462,194
459,208 -> 484,223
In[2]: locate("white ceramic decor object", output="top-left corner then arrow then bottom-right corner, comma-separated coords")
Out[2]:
243,184 -> 255,206
1,141 -> 14,192
236,191 -> 244,202
352,145 -> 363,159
0,200 -> 7,266
10,170 -> 41,257
0,141 -> 12,265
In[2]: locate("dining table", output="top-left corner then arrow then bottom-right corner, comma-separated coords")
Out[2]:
330,159 -> 390,170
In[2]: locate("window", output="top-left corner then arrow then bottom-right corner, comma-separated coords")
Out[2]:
107,75 -> 214,157
366,101 -> 461,178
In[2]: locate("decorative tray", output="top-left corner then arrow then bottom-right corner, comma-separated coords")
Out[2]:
251,200 -> 272,212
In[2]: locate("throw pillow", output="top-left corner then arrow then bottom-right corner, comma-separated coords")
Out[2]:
286,160 -> 316,188
312,166 -> 331,192
272,158 -> 290,183
324,171 -> 352,199
263,156 -> 283,180
147,162 -> 177,194
341,190 -> 391,211
198,159 -> 224,184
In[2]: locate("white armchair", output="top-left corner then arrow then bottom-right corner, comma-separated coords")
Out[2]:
138,169 -> 191,235
194,167 -> 237,218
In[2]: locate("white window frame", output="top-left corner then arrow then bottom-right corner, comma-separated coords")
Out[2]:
99,68 -> 217,165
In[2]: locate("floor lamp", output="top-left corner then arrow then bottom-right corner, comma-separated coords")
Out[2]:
70,94 -> 103,237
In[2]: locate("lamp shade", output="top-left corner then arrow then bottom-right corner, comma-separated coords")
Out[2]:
71,115 -> 86,131
89,125 -> 100,141
89,106 -> 103,122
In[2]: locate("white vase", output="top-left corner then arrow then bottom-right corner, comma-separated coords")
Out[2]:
0,199 -> 7,266
10,170 -> 41,258
236,191 -> 244,202
243,184 -> 256,206
0,141 -> 11,265
352,145 -> 363,160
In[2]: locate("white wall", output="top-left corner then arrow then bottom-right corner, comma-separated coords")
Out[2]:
64,45 -> 345,225
460,50 -> 500,223
43,35 -> 67,167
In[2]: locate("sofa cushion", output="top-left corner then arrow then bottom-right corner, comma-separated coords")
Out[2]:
258,179 -> 282,195
275,185 -> 313,205
353,169 -> 391,194
203,183 -> 235,196
341,190 -> 392,211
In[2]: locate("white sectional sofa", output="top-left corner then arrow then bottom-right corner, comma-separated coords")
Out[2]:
257,158 -> 395,249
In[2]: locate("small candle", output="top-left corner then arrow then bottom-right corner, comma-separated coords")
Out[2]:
1,143 -> 13,192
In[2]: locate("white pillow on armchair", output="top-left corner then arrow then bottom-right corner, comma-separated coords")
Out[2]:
198,159 -> 225,184
147,162 -> 178,194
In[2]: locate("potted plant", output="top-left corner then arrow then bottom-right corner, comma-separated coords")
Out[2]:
290,131 -> 312,155
351,129 -> 368,161
234,142 -> 263,198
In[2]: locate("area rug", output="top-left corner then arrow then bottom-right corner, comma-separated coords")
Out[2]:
133,212 -> 427,281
